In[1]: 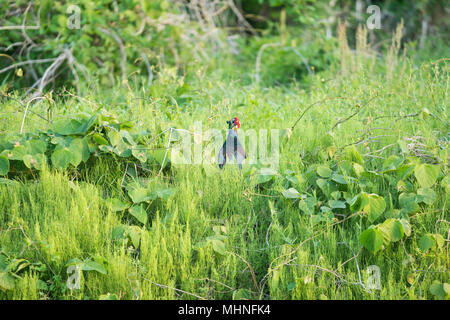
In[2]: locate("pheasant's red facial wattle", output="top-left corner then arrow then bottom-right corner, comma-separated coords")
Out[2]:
233,117 -> 241,129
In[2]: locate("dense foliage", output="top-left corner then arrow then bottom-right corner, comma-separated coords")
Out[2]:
0,0 -> 448,300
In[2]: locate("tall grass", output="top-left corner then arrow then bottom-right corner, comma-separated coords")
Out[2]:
0,26 -> 448,300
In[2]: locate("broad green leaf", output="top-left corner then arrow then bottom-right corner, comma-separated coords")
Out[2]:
360,228 -> 384,253
399,193 -> 420,214
0,178 -> 19,186
129,205 -> 148,225
81,261 -> 107,275
78,115 -> 97,135
416,188 -> 436,205
298,197 -> 317,215
328,200 -> 346,209
69,138 -> 90,163
397,180 -> 413,193
444,283 -> 450,296
127,226 -> 142,248
344,145 -> 363,164
132,148 -> 147,163
8,144 -> 27,160
433,234 -> 444,249
65,258 -> 84,266
430,281 -> 447,300
282,188 -> 301,199
128,185 -> 150,204
331,191 -> 341,200
107,130 -> 121,147
418,234 -> 435,252
352,163 -> 365,177
316,178 -> 337,198
111,225 -> 126,241
254,168 -> 277,184
52,118 -> 84,135
98,145 -> 114,153
414,164 -> 440,188
316,165 -> 332,178
338,160 -> 353,176
0,254 -> 7,270
382,155 -> 404,172
92,133 -> 109,145
0,272 -> 15,290
23,154 -> 46,170
149,188 -> 175,200
397,164 -> 415,180
24,139 -> 47,155
286,175 -> 300,186
149,149 -> 169,168
50,135 -> 72,147
0,156 -> 9,175
399,219 -> 411,237
331,173 -> 347,185
105,198 -> 131,212
378,218 -> 404,243
119,130 -> 136,146
51,147 -> 73,170
210,239 -> 226,255
287,282 -> 297,291
108,130 -> 131,157
206,234 -> 227,242
361,193 -> 386,223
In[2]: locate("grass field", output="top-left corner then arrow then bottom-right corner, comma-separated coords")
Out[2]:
0,25 -> 449,300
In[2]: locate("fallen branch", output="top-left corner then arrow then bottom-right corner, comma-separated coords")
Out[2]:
0,25 -> 40,31
26,51 -> 69,98
0,58 -> 56,74
227,0 -> 257,36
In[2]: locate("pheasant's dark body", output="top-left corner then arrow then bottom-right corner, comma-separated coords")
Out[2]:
218,119 -> 246,169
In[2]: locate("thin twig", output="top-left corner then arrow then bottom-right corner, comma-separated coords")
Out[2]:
20,96 -> 45,134
141,276 -> 207,300
226,250 -> 260,293
158,128 -> 173,176
0,58 -> 56,74
291,96 -> 356,132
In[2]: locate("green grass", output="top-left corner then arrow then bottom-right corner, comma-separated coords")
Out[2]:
0,45 -> 448,300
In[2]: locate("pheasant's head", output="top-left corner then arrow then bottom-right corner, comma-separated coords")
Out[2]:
227,117 -> 241,130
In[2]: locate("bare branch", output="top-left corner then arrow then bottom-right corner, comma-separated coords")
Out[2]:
0,58 -> 56,74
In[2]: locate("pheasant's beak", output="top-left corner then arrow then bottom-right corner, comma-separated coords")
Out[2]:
227,119 -> 237,129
